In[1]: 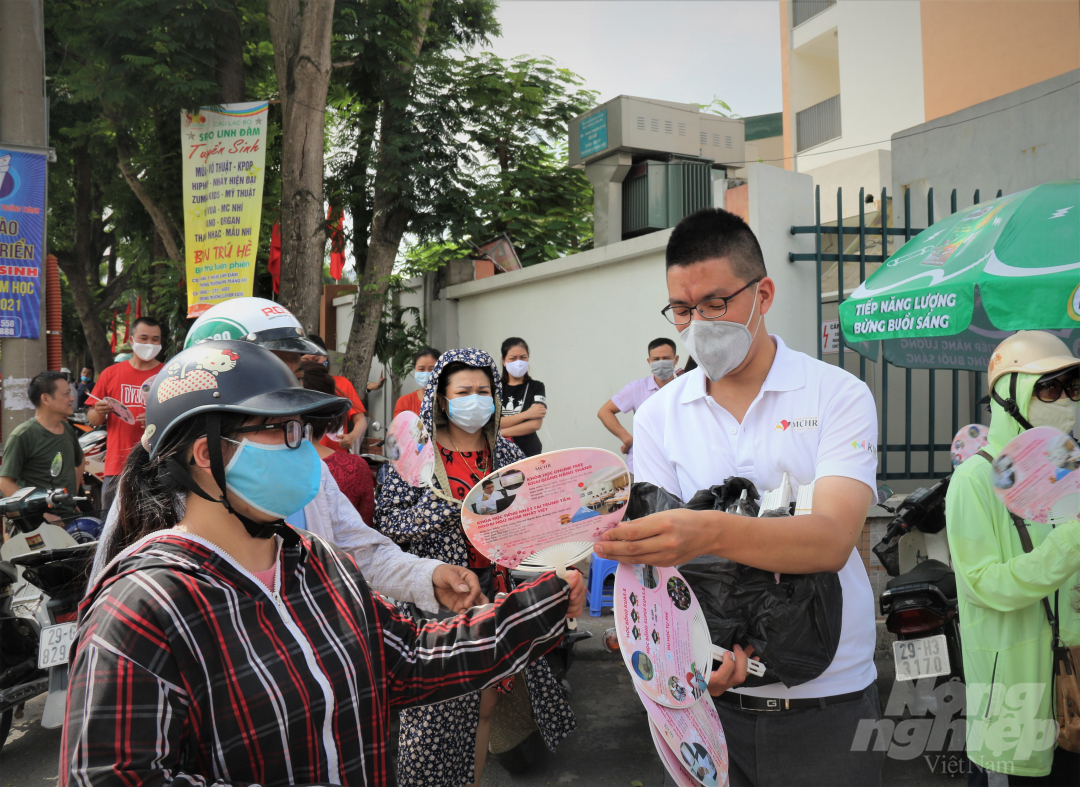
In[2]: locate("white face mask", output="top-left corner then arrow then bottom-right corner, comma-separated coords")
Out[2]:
1028,397 -> 1078,435
132,342 -> 161,362
505,359 -> 529,379
649,359 -> 675,380
679,283 -> 762,382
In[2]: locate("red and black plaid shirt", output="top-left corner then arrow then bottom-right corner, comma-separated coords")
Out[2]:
60,530 -> 569,787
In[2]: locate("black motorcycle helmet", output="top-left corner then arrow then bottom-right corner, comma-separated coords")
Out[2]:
143,340 -> 349,541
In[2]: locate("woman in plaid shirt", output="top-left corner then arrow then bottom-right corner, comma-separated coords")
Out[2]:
60,341 -> 584,787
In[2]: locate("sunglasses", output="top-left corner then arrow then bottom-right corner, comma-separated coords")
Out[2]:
229,419 -> 312,449
1034,370 -> 1080,404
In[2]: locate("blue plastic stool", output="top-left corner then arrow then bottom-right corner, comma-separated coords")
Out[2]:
587,554 -> 619,617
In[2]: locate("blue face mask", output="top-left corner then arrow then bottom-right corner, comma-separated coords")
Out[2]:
414,370 -> 432,387
223,439 -> 322,519
80,375 -> 91,382
447,394 -> 495,434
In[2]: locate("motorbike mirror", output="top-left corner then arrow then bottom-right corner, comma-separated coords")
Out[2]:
369,421 -> 382,433
50,452 -> 63,479
876,485 -> 894,506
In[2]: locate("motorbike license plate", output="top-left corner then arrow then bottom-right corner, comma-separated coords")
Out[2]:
38,622 -> 77,669
892,634 -> 950,681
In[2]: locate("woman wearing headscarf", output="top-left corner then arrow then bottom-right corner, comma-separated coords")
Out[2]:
946,331 -> 1080,785
375,348 -> 576,787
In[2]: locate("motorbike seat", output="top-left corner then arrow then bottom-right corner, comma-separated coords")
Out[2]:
885,558 -> 956,600
0,560 -> 18,585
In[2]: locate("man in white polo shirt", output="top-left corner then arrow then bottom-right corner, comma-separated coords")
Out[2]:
596,208 -> 884,786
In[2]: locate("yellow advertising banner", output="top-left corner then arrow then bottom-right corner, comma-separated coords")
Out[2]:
181,102 -> 269,318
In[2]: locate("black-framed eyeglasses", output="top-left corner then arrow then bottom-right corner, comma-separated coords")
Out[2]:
660,278 -> 762,326
229,419 -> 311,449
1034,369 -> 1080,404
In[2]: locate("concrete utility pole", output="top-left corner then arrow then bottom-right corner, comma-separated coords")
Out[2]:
0,0 -> 49,443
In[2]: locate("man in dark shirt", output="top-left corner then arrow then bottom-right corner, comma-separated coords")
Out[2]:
1,371 -> 85,516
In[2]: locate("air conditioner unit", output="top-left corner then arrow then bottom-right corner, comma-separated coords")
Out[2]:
622,157 -> 714,238
570,96 -> 745,168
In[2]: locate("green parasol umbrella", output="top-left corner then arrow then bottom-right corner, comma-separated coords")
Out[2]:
840,180 -> 1080,348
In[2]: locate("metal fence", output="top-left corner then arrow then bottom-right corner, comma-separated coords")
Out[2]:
795,95 -> 841,153
790,186 -> 1002,481
792,0 -> 837,27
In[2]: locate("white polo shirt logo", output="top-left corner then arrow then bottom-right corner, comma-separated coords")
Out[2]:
774,416 -> 819,432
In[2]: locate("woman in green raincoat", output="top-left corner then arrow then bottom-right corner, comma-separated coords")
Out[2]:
946,331 -> 1080,785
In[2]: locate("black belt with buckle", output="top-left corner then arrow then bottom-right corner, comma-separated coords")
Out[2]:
716,687 -> 867,712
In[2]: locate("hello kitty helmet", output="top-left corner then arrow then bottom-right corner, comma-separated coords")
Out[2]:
143,340 -> 348,460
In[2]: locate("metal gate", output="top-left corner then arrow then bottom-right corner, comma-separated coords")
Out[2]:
790,186 -> 1002,481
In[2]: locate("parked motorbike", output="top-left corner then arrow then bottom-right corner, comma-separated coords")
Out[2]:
0,487 -> 96,755
75,423 -> 107,512
873,478 -> 963,688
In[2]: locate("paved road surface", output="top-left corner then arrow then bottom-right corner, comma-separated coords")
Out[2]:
5,660 -> 962,787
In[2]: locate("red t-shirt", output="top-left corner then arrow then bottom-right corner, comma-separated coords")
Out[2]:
320,376 -> 368,453
91,360 -> 163,476
393,390 -> 423,420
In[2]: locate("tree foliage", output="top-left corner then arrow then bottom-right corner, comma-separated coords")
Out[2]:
328,1 -> 597,389
44,0 -> 280,370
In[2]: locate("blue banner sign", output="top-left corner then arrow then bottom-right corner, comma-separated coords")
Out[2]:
0,149 -> 46,339
579,110 -> 608,159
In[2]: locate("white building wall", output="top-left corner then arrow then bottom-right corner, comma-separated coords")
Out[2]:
336,168 -> 820,456
789,0 -> 925,219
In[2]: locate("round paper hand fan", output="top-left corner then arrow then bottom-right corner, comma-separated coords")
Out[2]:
991,426 -> 1079,525
647,715 -> 700,787
385,410 -> 436,488
460,447 -> 631,629
635,684 -> 729,787
614,563 -> 765,709
950,423 -> 989,468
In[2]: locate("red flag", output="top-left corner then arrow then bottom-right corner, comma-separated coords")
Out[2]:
110,311 -> 117,353
328,206 -> 345,281
268,223 -> 281,294
136,294 -> 142,319
123,302 -> 132,346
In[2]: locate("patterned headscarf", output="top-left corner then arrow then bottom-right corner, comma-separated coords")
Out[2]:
418,347 -> 510,503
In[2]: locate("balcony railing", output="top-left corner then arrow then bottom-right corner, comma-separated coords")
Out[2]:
792,0 -> 836,27
796,94 -> 841,152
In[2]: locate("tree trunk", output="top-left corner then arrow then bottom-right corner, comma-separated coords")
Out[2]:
268,0 -> 335,335
57,143 -> 118,374
112,123 -> 184,264
340,0 -> 433,389
216,6 -> 246,104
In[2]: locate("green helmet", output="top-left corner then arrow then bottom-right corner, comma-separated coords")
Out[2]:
184,297 -> 323,355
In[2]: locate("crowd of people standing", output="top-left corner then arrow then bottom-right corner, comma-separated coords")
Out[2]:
2,204 -> 1075,787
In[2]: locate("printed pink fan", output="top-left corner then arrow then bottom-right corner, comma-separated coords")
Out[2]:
87,393 -> 136,425
614,563 -> 765,710
635,684 -> 729,787
385,410 -> 436,488
647,715 -> 700,787
991,426 -> 1079,525
460,447 -> 631,628
950,423 -> 989,468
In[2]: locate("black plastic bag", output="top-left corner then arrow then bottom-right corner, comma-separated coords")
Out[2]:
627,479 -> 844,689
626,481 -> 684,520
